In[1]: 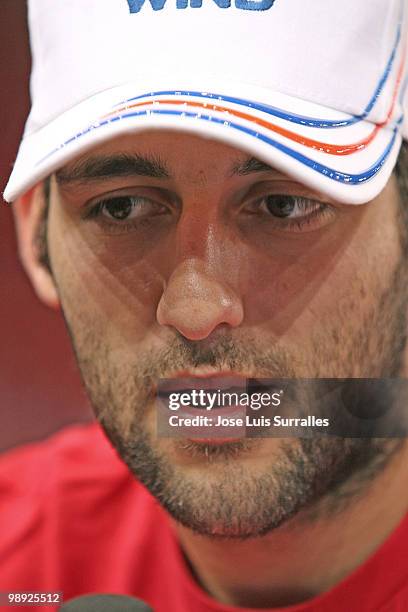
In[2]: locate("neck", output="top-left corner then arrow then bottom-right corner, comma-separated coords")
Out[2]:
175,442 -> 408,608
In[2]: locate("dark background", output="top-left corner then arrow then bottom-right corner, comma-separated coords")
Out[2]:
0,0 -> 93,452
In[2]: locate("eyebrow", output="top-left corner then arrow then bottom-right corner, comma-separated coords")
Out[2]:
55,153 -> 170,184
230,157 -> 275,176
54,152 -> 275,186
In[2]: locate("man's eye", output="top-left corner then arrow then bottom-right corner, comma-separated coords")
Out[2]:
90,195 -> 166,222
103,196 -> 136,220
258,195 -> 321,219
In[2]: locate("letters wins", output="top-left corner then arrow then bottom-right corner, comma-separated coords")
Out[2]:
127,0 -> 275,13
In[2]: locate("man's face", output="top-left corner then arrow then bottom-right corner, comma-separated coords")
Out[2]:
40,131 -> 407,536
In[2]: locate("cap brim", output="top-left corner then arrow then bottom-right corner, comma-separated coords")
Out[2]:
4,77 -> 404,204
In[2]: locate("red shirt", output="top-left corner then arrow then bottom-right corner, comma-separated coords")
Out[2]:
0,423 -> 407,612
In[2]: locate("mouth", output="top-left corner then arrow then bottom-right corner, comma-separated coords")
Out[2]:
155,372 -> 283,445
157,373 -> 282,402
156,371 -> 248,408
160,370 -> 250,390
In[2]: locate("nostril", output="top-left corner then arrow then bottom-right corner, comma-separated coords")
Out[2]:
157,297 -> 241,340
156,276 -> 244,340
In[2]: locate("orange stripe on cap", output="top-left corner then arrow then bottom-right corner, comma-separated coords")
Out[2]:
103,48 -> 405,156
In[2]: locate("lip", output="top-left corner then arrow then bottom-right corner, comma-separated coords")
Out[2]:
157,372 -> 282,395
159,370 -> 252,392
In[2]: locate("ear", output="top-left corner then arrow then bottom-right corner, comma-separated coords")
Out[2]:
13,182 -> 60,309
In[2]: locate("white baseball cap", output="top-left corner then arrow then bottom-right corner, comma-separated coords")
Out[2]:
4,0 -> 408,204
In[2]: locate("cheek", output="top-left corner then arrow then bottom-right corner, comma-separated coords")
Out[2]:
48,211 -> 167,342
239,234 -> 345,335
242,211 -> 401,338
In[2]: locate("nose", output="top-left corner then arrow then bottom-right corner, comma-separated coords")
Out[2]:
157,259 -> 244,340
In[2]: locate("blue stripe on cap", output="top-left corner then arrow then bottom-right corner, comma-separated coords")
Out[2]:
37,107 -> 401,186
